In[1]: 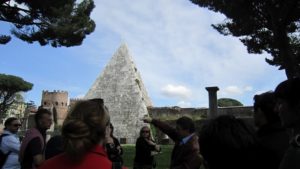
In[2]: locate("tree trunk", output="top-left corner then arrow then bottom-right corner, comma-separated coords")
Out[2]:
280,36 -> 300,79
269,0 -> 300,79
275,26 -> 300,79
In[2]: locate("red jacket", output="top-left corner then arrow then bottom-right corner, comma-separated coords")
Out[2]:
38,145 -> 112,169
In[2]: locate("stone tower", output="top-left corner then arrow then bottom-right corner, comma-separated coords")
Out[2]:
41,90 -> 68,126
85,44 -> 152,144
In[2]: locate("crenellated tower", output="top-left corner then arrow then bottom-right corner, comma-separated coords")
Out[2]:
41,90 -> 69,126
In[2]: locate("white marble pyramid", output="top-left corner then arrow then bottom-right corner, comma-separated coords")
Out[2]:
85,44 -> 152,143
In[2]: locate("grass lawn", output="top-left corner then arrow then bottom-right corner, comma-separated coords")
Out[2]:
122,144 -> 173,169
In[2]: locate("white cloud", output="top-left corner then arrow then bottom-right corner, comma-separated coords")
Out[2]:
177,101 -> 192,108
224,86 -> 243,95
244,86 -> 253,91
222,85 -> 254,96
161,84 -> 192,100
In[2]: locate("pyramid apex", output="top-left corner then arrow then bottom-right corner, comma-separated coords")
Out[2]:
119,42 -> 129,50
85,43 -> 152,143
112,43 -> 129,56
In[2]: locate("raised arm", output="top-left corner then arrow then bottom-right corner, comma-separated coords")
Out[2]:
143,117 -> 181,142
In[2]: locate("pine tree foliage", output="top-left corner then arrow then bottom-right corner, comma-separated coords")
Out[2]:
0,0 -> 95,47
191,0 -> 300,78
217,98 -> 243,107
0,73 -> 33,116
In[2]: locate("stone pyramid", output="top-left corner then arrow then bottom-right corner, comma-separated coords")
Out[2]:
85,44 -> 152,143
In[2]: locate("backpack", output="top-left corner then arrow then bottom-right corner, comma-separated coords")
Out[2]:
0,134 -> 11,168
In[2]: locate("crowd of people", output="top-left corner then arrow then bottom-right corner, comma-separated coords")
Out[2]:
0,77 -> 299,169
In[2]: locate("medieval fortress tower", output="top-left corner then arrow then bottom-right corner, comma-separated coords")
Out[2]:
41,90 -> 69,126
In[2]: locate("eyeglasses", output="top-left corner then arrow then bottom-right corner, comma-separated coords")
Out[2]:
142,130 -> 150,133
12,124 -> 21,127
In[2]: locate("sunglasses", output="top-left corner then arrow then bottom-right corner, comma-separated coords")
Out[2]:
142,130 -> 150,133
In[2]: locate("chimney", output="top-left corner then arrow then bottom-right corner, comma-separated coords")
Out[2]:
206,86 -> 219,119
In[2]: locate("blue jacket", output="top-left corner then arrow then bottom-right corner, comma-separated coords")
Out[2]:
0,130 -> 21,169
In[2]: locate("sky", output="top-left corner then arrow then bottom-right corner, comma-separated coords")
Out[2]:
0,0 -> 287,108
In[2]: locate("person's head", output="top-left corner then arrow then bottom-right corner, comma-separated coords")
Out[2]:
34,108 -> 52,130
199,115 -> 257,169
62,98 -> 110,160
139,126 -> 151,139
253,91 -> 280,127
4,117 -> 21,134
176,116 -> 195,137
274,78 -> 300,128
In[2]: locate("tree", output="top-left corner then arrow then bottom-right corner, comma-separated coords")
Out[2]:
5,92 -> 25,118
190,0 -> 300,78
14,92 -> 25,102
24,100 -> 37,118
0,0 -> 95,47
217,98 -> 243,107
0,74 -> 33,117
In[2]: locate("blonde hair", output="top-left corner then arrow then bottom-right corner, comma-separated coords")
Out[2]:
139,126 -> 153,140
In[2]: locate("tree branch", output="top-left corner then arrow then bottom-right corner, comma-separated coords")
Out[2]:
0,17 -> 36,25
1,3 -> 31,14
0,4 -> 38,25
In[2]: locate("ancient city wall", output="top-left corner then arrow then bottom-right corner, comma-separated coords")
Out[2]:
148,106 -> 254,144
148,107 -> 207,120
148,106 -> 253,120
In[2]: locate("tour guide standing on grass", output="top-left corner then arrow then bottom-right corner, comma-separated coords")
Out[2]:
143,116 -> 202,169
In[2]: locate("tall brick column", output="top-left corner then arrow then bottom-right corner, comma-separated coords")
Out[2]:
206,86 -> 219,119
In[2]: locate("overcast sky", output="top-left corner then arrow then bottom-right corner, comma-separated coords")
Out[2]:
0,0 -> 286,107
